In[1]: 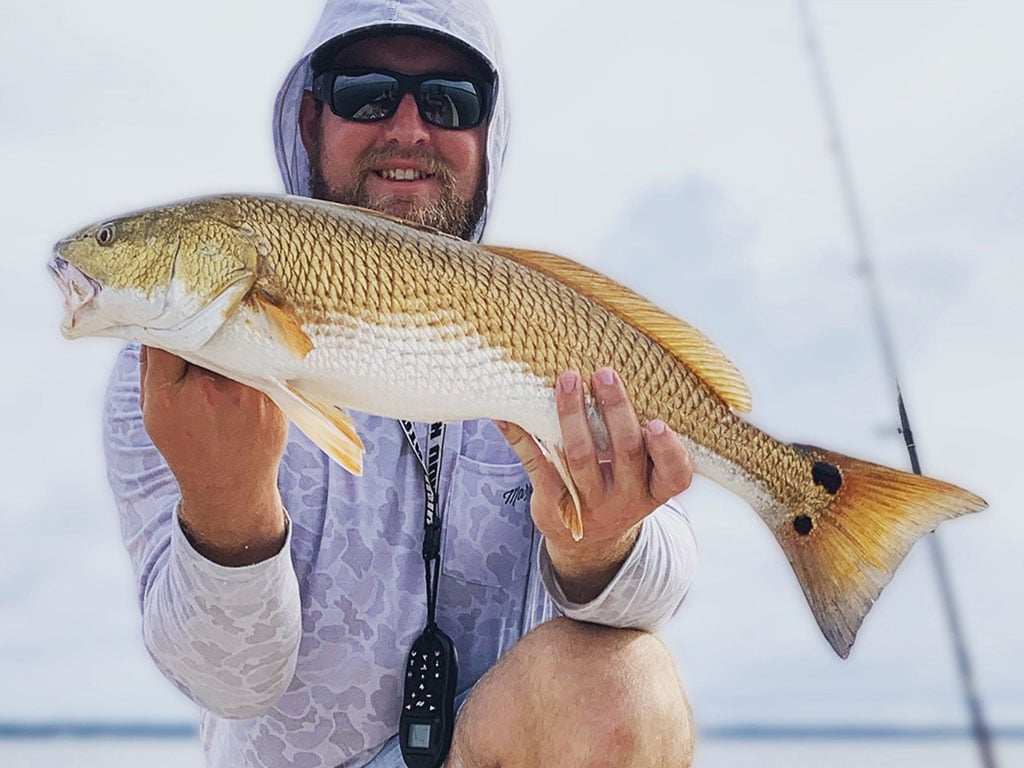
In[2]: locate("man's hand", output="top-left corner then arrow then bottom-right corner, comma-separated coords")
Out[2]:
140,346 -> 289,566
497,367 -> 693,603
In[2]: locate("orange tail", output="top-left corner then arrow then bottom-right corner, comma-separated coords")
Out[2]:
774,445 -> 986,658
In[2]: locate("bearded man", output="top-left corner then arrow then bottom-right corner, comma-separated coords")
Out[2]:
105,1 -> 698,766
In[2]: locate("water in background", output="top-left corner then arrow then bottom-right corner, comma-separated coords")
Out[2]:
1,736 -> 1023,768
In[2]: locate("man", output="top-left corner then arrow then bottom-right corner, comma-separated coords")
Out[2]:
105,1 -> 698,765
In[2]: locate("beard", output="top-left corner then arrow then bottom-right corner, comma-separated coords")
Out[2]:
307,137 -> 487,241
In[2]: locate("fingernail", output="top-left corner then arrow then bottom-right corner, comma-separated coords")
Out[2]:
495,420 -> 509,432
647,419 -> 667,436
559,372 -> 578,393
595,368 -> 615,387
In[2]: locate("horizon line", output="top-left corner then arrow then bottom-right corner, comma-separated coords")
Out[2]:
1,721 -> 1023,741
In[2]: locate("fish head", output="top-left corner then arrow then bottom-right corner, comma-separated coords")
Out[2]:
50,211 -> 173,340
50,198 -> 260,350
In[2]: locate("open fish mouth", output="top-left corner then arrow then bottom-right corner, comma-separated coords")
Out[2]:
48,254 -> 102,335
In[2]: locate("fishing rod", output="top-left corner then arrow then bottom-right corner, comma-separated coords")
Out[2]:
793,3 -> 997,767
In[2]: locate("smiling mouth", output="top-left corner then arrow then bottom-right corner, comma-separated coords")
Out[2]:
374,168 -> 436,181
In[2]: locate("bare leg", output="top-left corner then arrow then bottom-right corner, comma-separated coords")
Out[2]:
446,617 -> 693,768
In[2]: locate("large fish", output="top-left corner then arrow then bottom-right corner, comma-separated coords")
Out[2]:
50,193 -> 985,657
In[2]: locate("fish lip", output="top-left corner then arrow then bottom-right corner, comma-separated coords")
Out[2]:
47,255 -> 72,301
48,252 -> 102,334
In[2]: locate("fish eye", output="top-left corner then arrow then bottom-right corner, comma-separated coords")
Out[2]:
95,224 -> 116,246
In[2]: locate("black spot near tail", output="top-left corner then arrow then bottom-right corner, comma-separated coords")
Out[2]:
794,515 -> 814,536
812,461 -> 842,494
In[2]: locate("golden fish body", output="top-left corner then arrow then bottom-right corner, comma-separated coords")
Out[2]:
50,194 -> 986,657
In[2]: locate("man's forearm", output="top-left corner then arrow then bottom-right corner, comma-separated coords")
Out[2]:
543,523 -> 642,603
178,485 -> 289,567
107,345 -> 301,717
143,505 -> 302,718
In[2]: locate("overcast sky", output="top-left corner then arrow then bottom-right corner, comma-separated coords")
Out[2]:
1,0 -> 1021,733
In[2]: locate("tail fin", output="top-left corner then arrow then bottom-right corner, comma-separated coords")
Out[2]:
778,445 -> 986,658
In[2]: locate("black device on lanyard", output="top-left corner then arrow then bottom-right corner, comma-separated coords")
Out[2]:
398,421 -> 459,768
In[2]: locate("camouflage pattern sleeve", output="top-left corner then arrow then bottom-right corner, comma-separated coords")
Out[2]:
103,344 -> 302,717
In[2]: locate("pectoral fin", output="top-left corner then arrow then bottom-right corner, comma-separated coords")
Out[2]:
265,379 -> 364,475
252,293 -> 314,359
536,437 -> 584,541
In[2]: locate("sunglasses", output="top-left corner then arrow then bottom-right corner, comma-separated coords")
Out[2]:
312,68 -> 493,130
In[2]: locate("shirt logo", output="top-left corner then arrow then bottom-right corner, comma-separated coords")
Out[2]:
502,484 -> 533,506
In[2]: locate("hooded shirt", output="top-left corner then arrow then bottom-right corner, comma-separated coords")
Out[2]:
103,2 -> 697,767
273,0 -> 511,242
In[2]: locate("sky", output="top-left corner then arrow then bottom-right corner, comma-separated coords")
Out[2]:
1,0 -> 1022,738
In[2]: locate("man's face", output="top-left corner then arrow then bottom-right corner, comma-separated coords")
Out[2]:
300,34 -> 489,239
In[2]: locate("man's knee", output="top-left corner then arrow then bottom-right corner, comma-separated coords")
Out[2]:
450,618 -> 693,768
519,617 -> 684,719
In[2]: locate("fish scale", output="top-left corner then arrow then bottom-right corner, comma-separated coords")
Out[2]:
51,192 -> 987,658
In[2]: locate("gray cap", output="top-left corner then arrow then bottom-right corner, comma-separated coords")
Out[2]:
309,24 -> 495,82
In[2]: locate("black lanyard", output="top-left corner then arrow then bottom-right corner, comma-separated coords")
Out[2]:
398,420 -> 459,768
400,420 -> 446,624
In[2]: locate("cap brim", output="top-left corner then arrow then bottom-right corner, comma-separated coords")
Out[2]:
309,24 -> 496,82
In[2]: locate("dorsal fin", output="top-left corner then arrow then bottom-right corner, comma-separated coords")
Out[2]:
480,245 -> 752,413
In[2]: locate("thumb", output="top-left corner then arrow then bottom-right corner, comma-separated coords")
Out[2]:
494,421 -> 552,479
143,347 -> 189,389
140,346 -> 189,413
139,346 -> 148,411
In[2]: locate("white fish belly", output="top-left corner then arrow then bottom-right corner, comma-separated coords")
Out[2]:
193,311 -> 776,512
307,321 -> 560,435
195,312 -> 565,443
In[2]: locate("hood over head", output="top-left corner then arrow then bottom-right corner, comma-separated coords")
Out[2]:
273,0 -> 509,242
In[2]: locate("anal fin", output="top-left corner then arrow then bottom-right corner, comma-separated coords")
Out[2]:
537,438 -> 585,541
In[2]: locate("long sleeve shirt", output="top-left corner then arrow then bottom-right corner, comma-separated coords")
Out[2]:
104,343 -> 697,767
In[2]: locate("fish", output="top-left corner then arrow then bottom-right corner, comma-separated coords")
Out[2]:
49,193 -> 986,658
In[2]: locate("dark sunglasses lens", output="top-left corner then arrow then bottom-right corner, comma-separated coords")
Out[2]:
331,73 -> 401,121
417,79 -> 485,128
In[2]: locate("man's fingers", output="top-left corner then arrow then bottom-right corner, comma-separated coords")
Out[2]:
643,420 -> 693,504
592,367 -> 647,495
555,371 -> 604,493
143,347 -> 239,406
